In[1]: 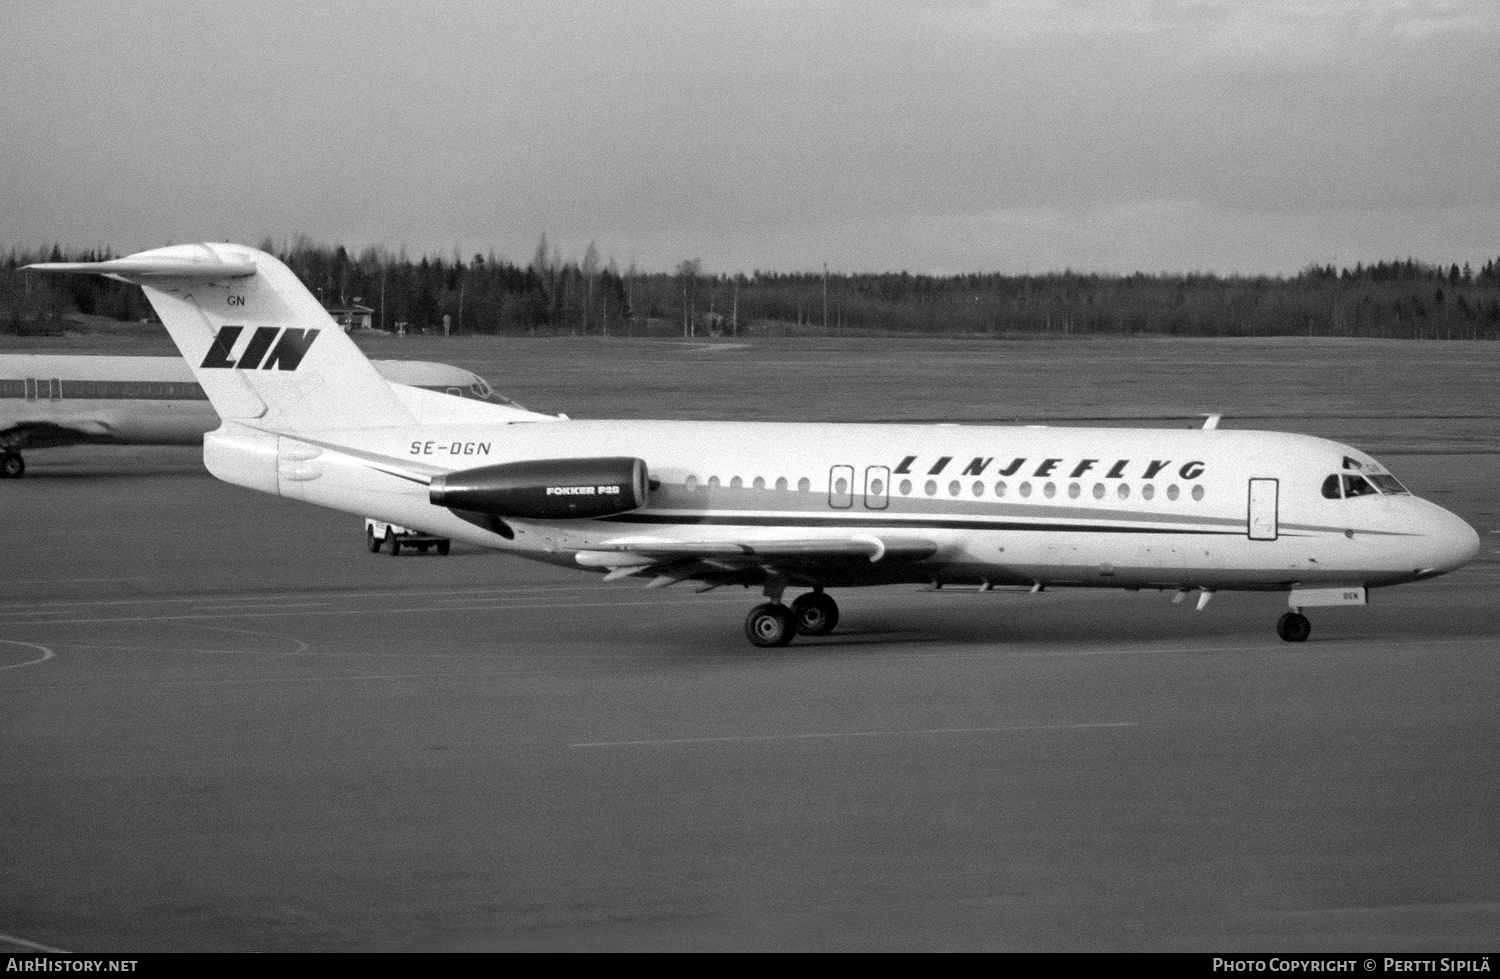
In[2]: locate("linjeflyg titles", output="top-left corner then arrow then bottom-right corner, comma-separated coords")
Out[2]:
891,455 -> 1206,481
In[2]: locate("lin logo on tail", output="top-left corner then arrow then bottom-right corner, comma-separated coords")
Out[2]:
200,326 -> 319,371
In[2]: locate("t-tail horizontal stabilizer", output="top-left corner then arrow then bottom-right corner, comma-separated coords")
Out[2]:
25,244 -> 415,433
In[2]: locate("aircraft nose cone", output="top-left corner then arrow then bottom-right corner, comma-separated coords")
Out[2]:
1423,505 -> 1481,574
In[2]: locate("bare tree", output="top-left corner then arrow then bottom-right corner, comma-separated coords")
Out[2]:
530,232 -> 550,276
582,240 -> 600,333
676,257 -> 702,337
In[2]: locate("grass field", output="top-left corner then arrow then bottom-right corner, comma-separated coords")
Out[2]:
6,327 -> 1498,454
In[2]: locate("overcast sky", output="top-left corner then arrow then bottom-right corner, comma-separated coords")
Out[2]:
3,1 -> 1496,274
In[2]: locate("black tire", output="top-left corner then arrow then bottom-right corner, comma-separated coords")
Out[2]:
791,591 -> 839,636
1,453 -> 23,479
745,603 -> 796,648
366,526 -> 381,553
386,528 -> 400,556
1276,612 -> 1311,643
436,540 -> 451,556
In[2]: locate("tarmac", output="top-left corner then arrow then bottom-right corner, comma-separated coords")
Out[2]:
2,446 -> 1498,951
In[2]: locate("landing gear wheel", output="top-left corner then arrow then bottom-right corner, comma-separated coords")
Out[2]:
1,452 -> 22,479
745,603 -> 797,648
1276,612 -> 1311,643
791,591 -> 839,636
367,526 -> 381,553
436,540 -> 451,556
386,528 -> 400,556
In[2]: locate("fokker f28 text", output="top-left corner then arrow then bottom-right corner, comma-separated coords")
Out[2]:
27,244 -> 1480,646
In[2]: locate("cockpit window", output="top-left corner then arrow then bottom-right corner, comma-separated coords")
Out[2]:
418,380 -> 527,409
1324,469 -> 1410,499
473,382 -> 526,409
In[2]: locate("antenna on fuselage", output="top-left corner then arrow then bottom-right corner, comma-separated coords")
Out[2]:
1200,414 -> 1222,430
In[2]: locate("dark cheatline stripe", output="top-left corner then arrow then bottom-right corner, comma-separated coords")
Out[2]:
0,379 -> 208,401
598,512 -> 1244,535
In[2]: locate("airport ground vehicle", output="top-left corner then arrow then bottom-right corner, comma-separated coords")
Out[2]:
365,518 -> 450,555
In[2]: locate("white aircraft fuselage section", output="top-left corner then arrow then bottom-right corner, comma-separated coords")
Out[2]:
237,418 -> 1473,593
0,353 -> 515,454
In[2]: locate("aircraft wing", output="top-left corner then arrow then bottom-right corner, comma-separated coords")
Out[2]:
575,534 -> 938,589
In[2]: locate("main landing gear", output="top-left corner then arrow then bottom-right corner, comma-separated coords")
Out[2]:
1276,611 -> 1311,643
744,589 -> 840,648
1,451 -> 23,479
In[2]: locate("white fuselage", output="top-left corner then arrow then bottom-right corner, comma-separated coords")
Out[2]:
206,417 -> 1480,594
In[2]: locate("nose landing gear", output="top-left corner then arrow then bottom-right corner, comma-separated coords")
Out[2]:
1276,611 -> 1311,643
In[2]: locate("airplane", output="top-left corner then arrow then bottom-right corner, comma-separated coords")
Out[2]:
0,353 -> 519,478
26,243 -> 1481,647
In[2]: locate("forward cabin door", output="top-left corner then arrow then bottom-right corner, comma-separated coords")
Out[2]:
1248,478 -> 1279,541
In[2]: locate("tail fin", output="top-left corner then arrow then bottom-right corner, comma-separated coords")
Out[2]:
25,243 -> 414,433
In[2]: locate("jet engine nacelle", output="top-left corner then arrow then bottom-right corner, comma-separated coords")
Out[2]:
429,456 -> 649,520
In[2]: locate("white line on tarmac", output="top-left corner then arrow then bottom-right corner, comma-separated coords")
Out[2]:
186,622 -> 311,658
193,599 -> 331,605
571,720 -> 1138,748
0,576 -> 145,585
0,596 -> 747,627
0,668 -> 555,692
0,583 -> 626,614
55,644 -> 296,657
0,640 -> 56,671
0,930 -> 68,953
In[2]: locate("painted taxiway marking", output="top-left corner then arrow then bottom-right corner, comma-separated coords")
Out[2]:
570,720 -> 1138,748
0,930 -> 68,953
193,602 -> 331,611
0,583 -> 620,615
0,640 -> 56,671
0,596 -> 746,627
0,576 -> 145,585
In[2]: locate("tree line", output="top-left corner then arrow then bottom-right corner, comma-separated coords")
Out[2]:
5,237 -> 1500,341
